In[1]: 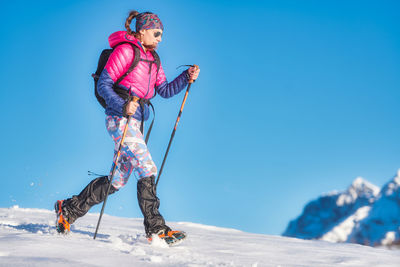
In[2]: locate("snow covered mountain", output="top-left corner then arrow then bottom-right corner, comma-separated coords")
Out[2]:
283,170 -> 400,247
283,177 -> 379,239
1,206 -> 400,266
348,172 -> 400,246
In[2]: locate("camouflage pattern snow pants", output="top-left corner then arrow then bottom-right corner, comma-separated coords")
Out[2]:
106,116 -> 157,189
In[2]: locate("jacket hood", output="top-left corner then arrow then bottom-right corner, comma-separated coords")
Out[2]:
108,31 -> 142,50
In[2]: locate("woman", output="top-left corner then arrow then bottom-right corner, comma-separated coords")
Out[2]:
55,10 -> 200,244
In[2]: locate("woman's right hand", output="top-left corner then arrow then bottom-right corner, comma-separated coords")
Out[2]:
188,65 -> 200,82
125,100 -> 139,116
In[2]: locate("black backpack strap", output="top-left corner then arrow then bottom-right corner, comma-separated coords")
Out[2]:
136,99 -> 155,144
114,43 -> 141,88
144,101 -> 155,144
150,50 -> 161,74
150,50 -> 161,99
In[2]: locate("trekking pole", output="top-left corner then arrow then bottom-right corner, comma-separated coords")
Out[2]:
155,65 -> 199,187
93,96 -> 139,240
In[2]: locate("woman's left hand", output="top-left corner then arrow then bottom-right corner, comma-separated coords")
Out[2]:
188,66 -> 200,81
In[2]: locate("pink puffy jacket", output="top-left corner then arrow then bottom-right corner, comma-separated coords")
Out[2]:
106,31 -> 165,99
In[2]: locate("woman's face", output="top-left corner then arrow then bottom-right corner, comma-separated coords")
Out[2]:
139,29 -> 163,51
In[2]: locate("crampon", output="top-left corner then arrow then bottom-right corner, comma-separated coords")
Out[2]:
148,230 -> 187,246
55,200 -> 70,234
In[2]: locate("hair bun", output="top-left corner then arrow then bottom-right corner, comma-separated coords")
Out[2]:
125,10 -> 139,35
129,10 -> 139,17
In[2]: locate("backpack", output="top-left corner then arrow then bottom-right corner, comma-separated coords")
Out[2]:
91,42 -> 161,109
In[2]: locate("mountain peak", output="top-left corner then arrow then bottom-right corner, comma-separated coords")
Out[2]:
351,177 -> 367,188
336,177 -> 379,207
394,169 -> 400,185
381,171 -> 400,197
349,177 -> 380,195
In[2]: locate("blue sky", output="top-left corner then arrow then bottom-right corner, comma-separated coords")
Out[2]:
1,0 -> 399,235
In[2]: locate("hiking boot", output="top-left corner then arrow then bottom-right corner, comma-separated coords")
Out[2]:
55,200 -> 70,234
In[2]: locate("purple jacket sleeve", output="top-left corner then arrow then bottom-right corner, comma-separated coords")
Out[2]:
97,68 -> 126,116
155,70 -> 190,98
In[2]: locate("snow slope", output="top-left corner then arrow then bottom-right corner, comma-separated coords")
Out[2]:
1,206 -> 400,266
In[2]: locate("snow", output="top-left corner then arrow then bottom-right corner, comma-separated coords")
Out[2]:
1,206 -> 400,267
382,232 -> 397,246
320,206 -> 371,243
384,172 -> 400,196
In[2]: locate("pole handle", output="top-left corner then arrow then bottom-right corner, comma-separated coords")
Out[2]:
189,64 -> 199,84
125,96 -> 140,116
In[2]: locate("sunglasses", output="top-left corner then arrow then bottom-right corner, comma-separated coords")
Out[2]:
154,31 -> 162,38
